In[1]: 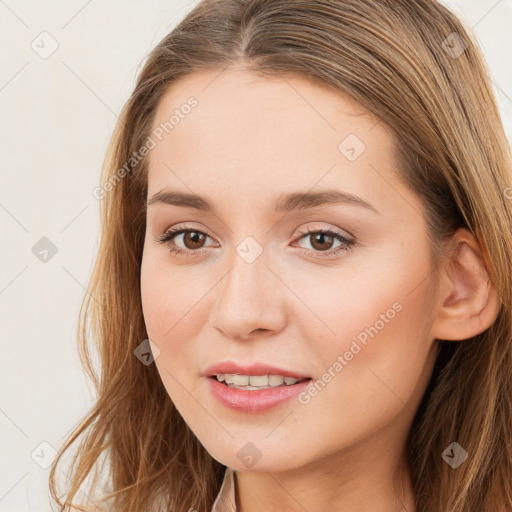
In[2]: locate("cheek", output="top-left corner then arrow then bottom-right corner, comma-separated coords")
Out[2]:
140,253 -> 211,419
304,251 -> 436,422
140,251 -> 214,368
317,236 -> 435,355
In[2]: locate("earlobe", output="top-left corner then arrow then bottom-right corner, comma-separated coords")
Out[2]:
431,228 -> 501,341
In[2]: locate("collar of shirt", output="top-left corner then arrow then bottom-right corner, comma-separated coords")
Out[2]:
211,467 -> 237,512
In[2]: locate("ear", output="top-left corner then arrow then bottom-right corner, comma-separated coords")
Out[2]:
431,227 -> 501,341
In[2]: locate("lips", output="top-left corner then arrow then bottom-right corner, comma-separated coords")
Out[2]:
203,361 -> 313,412
203,361 -> 311,380
207,373 -> 312,413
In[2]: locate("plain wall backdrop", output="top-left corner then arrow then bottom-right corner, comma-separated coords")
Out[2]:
0,1 -> 511,510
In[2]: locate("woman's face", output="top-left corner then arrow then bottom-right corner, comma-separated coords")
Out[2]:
140,67 -> 440,473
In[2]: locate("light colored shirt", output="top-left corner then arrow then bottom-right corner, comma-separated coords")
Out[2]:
211,467 -> 237,512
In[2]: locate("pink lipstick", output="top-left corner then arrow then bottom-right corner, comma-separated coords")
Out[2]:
204,361 -> 312,413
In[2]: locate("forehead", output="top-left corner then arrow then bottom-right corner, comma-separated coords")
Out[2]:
146,67 -> 407,217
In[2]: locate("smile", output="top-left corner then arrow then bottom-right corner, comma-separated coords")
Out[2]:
214,373 -> 309,389
207,375 -> 312,413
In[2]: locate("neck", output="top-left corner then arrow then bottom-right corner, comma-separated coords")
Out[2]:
235,457 -> 416,512
234,412 -> 417,512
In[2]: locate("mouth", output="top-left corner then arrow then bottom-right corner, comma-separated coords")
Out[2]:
209,373 -> 312,390
207,372 -> 313,413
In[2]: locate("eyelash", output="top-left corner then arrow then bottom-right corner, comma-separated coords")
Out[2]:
155,225 -> 356,259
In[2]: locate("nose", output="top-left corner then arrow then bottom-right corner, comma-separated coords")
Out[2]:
210,248 -> 287,342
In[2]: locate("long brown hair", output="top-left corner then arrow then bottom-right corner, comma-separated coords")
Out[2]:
49,1 -> 512,510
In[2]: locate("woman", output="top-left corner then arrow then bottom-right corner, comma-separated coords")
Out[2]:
49,0 -> 512,511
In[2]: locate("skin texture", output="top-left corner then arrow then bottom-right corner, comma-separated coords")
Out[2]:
140,67 -> 500,512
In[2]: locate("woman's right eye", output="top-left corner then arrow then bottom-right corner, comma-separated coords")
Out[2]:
155,227 -> 216,256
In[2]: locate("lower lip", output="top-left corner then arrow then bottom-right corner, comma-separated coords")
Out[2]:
207,377 -> 312,413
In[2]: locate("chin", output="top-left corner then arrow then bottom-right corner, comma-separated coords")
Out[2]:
203,438 -> 311,473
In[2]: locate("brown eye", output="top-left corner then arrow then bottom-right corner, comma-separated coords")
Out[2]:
181,231 -> 207,250
155,227 -> 215,256
309,232 -> 335,252
294,227 -> 355,259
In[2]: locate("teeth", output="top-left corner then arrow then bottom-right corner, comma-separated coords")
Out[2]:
269,375 -> 284,386
214,373 -> 303,389
233,374 -> 249,386
249,375 -> 268,386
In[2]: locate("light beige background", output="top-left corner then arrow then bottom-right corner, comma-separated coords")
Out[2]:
0,1 -> 510,510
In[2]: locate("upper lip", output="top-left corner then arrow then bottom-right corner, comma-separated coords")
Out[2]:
204,361 -> 311,380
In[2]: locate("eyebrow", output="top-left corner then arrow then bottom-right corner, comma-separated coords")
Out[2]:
146,188 -> 379,215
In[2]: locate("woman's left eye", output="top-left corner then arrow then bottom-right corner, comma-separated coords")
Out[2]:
155,225 -> 356,258
293,227 -> 355,257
